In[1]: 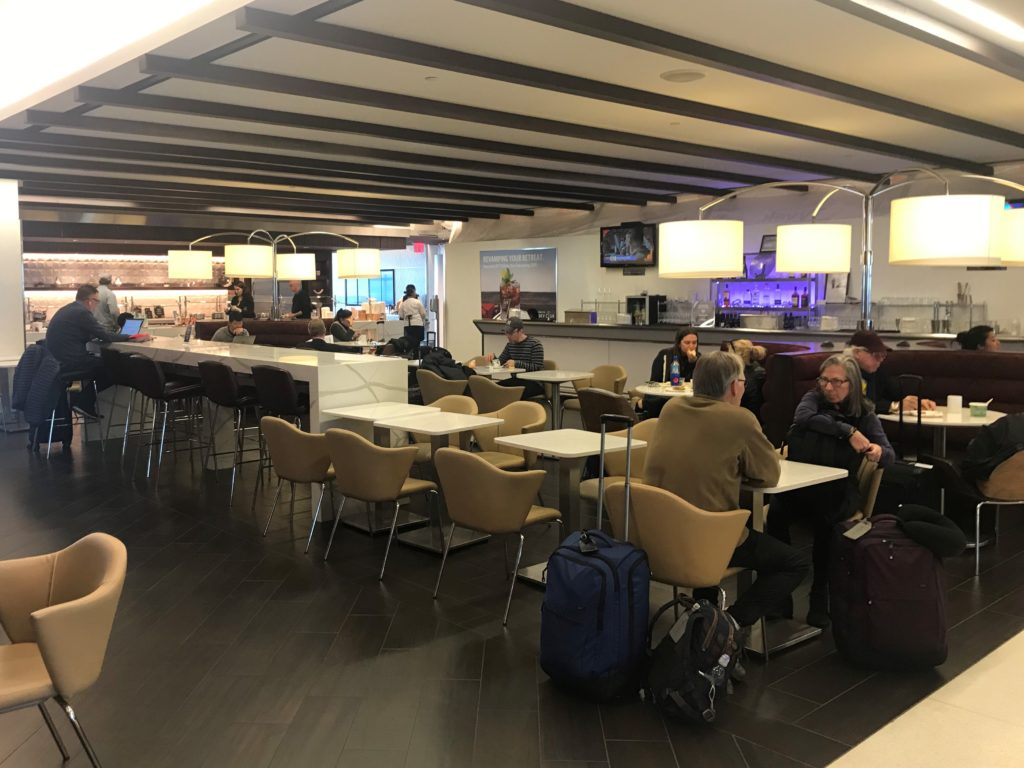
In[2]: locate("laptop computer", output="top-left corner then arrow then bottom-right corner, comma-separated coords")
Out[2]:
233,334 -> 256,345
121,318 -> 144,335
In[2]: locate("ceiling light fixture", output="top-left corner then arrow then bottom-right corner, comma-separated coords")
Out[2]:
659,69 -> 706,83
929,0 -> 1024,41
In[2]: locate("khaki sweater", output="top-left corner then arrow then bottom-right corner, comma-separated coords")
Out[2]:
643,396 -> 781,542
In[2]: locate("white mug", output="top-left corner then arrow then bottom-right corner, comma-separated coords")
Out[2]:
946,395 -> 963,412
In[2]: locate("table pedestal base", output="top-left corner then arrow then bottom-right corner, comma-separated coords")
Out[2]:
341,503 -> 428,535
746,618 -> 823,658
397,526 -> 490,554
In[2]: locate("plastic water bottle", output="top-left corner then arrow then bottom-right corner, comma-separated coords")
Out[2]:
670,356 -> 681,386
708,654 -> 731,687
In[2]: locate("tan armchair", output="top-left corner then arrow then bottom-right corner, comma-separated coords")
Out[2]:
577,388 -> 636,433
468,375 -> 524,413
472,401 -> 547,470
259,416 -> 335,554
324,428 -> 438,579
562,364 -> 628,423
416,369 -> 467,404
433,448 -> 561,625
579,417 -> 658,507
0,533 -> 127,767
410,394 -> 478,463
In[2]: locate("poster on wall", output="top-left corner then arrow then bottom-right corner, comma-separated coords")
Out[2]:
479,247 -> 557,321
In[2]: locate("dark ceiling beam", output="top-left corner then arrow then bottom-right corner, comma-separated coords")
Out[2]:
140,54 -> 883,181
11,170 -> 541,217
456,0 -> 1024,151
814,0 -> 1024,84
0,128 -> 736,195
0,148 -> 602,210
24,110 -> 774,187
236,7 -> 991,174
73,87 -> 688,202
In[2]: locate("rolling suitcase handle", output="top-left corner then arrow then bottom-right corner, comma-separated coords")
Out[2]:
896,374 -> 924,461
596,413 -> 635,539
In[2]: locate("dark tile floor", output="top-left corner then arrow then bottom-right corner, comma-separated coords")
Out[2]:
2,430 -> 1023,768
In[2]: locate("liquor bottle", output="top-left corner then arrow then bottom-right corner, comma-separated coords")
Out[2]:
800,286 -> 809,308
791,286 -> 799,307
751,287 -> 759,307
183,317 -> 193,343
670,356 -> 681,387
774,285 -> 782,307
722,284 -> 730,308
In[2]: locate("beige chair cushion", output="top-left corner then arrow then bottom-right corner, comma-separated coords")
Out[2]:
410,395 -> 478,458
261,416 -> 333,483
980,452 -> 1024,501
579,475 -> 642,502
474,451 -> 525,470
0,644 -> 55,711
325,429 -> 422,502
416,369 -> 467,404
525,505 -> 561,526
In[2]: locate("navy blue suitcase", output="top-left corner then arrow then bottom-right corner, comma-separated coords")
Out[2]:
540,530 -> 650,700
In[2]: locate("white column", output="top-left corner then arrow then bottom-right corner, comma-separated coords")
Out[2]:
0,180 -> 24,360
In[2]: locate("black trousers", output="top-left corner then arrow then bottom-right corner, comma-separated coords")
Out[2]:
403,325 -> 425,346
497,376 -> 546,400
695,529 -> 809,627
63,359 -> 111,413
766,484 -> 844,600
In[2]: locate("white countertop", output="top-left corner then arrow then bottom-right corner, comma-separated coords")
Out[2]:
878,407 -> 1005,428
111,336 -> 392,370
496,428 -> 645,459
372,411 -> 504,435
322,402 -> 439,422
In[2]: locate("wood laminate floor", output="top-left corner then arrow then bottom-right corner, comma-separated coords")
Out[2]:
1,427 -> 1022,768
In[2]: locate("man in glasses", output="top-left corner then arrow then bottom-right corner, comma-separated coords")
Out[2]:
474,318 -> 546,399
847,330 -> 935,414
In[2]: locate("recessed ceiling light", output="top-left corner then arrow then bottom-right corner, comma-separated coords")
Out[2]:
660,69 -> 705,84
929,0 -> 1024,42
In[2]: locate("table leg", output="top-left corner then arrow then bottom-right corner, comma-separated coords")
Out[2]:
396,432 -> 490,553
551,388 -> 562,429
933,426 -> 946,457
518,456 -> 584,588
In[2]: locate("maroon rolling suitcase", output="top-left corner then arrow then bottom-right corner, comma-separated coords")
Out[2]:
830,514 -> 947,669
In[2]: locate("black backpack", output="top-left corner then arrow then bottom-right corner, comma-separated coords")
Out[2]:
646,597 -> 740,724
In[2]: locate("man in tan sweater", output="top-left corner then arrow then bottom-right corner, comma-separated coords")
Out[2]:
644,351 -> 809,628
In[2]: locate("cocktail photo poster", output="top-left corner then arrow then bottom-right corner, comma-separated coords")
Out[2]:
479,248 -> 557,321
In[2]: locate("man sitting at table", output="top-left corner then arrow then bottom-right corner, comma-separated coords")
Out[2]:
211,318 -> 250,343
298,319 -> 359,353
470,318 -> 546,399
644,351 -> 810,638
847,330 -> 936,413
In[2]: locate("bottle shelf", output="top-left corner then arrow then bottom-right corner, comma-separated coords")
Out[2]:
717,306 -> 815,312
712,277 -> 817,283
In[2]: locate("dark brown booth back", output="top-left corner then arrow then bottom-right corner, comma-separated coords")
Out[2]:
761,349 -> 1024,447
196,320 -> 310,348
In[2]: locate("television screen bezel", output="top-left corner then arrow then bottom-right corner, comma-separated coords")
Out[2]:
599,222 -> 658,268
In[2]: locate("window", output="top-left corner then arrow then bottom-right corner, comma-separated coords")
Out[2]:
341,269 -> 395,307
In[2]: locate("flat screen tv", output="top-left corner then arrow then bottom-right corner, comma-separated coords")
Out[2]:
600,222 -> 657,268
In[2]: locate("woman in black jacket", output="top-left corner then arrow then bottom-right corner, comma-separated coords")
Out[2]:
227,282 -> 255,319
644,328 -> 700,418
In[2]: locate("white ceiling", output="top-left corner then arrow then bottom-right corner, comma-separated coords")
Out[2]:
5,0 -> 1024,251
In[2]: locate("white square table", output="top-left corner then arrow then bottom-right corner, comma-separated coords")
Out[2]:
321,402 -> 440,534
516,370 -> 594,428
878,407 -> 1005,457
496,428 -> 645,585
473,365 -> 526,378
372,411 -> 505,553
740,459 -> 850,656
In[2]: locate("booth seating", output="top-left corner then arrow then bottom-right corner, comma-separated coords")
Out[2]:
760,349 -> 1024,447
196,320 -> 312,347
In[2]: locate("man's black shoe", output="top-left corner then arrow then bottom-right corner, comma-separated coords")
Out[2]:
72,405 -> 101,420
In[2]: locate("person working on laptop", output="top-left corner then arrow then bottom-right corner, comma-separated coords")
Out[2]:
211,318 -> 250,343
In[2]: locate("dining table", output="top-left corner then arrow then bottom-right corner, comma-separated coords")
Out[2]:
516,370 -> 594,428
877,406 -> 1005,457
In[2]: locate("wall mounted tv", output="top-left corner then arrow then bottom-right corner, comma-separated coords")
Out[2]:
600,222 -> 657,268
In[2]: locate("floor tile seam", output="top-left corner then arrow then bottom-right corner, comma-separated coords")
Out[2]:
923,692 -> 1024,731
734,735 -> 819,768
595,694 -> 616,768
0,718 -> 43,765
763,702 -> 859,749
732,733 -> 754,768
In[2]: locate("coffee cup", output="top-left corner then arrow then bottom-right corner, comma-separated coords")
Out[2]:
969,401 -> 988,418
946,395 -> 963,413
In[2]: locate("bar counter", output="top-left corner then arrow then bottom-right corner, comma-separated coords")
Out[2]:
473,319 -> 1022,391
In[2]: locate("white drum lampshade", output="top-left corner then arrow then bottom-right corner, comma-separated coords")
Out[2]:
889,194 -> 1006,267
997,207 -> 1024,266
658,220 -> 744,278
337,248 -> 381,278
276,252 -> 316,280
776,224 -> 852,273
167,249 -> 213,280
224,243 -> 274,277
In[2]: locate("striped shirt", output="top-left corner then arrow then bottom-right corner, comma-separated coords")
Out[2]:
499,336 -> 545,372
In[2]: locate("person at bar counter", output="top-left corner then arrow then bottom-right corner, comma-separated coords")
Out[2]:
283,280 -> 313,320
767,354 -> 894,628
470,318 -> 546,399
211,318 -> 250,343
298,319 -> 359,353
46,284 -> 148,418
396,284 -> 428,346
227,281 -> 255,319
957,325 -> 1000,351
643,328 -> 701,418
643,351 -> 809,640
94,276 -> 120,332
846,330 -> 936,413
330,309 -> 357,342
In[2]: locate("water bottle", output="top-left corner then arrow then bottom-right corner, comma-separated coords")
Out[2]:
708,653 -> 731,687
670,356 -> 681,386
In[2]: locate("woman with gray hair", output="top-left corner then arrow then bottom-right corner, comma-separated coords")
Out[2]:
767,353 -> 894,627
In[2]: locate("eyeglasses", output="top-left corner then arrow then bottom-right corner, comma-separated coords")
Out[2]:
871,351 -> 888,361
817,376 -> 850,388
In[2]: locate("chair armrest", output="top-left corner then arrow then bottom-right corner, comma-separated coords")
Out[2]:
0,552 -> 56,643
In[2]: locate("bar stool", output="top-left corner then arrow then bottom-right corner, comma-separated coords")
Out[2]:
250,365 -> 310,509
198,361 -> 260,504
41,372 -> 97,458
126,355 -> 203,477
99,348 -> 137,457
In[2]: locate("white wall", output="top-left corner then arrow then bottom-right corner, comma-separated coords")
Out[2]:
0,180 -> 25,361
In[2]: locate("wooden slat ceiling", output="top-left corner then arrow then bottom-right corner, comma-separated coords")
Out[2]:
4,0 -> 1024,250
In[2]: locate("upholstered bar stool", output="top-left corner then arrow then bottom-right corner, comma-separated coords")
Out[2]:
198,360 -> 260,504
250,365 -> 311,509
125,355 -> 202,477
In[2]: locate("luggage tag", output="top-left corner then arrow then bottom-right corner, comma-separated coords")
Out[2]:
577,532 -> 599,554
843,519 -> 873,540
